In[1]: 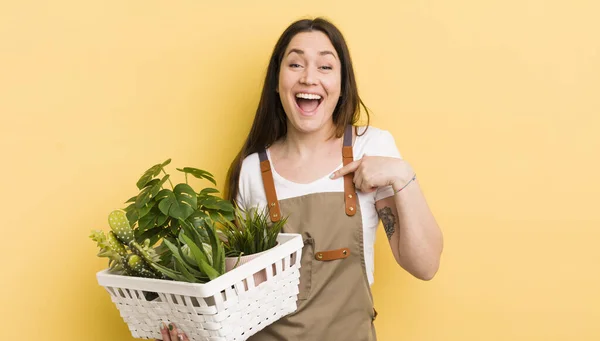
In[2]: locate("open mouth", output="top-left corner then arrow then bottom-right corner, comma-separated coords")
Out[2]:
295,93 -> 323,115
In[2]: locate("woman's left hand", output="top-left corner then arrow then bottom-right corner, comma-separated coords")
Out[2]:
330,155 -> 414,193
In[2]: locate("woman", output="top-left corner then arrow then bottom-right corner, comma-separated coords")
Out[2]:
159,17 -> 443,341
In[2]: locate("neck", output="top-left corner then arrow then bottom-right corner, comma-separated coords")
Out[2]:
280,122 -> 339,159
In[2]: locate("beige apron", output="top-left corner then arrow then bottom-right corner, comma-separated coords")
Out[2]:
249,125 -> 377,341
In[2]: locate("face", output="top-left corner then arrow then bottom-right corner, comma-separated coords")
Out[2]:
278,31 -> 342,135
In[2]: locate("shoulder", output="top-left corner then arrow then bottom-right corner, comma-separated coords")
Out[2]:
236,151 -> 270,210
355,125 -> 394,143
240,152 -> 261,175
239,152 -> 263,189
354,125 -> 402,158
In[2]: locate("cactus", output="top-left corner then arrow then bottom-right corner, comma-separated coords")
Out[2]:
107,231 -> 128,258
127,254 -> 159,278
98,209 -> 162,278
108,210 -> 135,244
90,230 -> 120,266
92,209 -> 227,283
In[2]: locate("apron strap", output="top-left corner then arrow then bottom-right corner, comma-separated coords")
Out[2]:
342,124 -> 357,216
258,150 -> 282,222
259,124 -> 357,222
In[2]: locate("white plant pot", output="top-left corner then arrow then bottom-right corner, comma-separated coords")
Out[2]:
225,243 -> 279,287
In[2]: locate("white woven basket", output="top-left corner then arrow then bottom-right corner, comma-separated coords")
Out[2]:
96,233 -> 303,341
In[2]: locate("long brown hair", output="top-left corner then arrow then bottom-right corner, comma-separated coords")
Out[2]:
225,17 -> 370,202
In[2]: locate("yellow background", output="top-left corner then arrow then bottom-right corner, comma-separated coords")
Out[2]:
1,1 -> 599,340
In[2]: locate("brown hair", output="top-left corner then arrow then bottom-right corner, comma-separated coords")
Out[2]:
225,17 -> 370,202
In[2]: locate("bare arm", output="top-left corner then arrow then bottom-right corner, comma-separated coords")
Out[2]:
376,177 -> 443,280
331,155 -> 443,280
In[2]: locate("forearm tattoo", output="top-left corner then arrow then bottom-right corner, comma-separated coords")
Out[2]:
378,206 -> 396,240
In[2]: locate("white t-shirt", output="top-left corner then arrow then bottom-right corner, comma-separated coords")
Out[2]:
236,126 -> 402,285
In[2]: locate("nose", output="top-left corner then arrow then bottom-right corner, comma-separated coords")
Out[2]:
300,67 -> 318,86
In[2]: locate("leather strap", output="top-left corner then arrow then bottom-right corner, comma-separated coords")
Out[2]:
258,124 -> 356,221
343,124 -> 357,216
259,150 -> 281,222
314,247 -> 351,261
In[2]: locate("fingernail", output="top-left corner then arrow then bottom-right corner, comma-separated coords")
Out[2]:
160,322 -> 166,330
169,323 -> 174,331
178,334 -> 184,341
329,173 -> 335,179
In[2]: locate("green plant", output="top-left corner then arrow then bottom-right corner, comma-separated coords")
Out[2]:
220,205 -> 287,258
90,209 -> 165,279
160,219 -> 226,282
123,159 -> 234,246
90,159 -> 234,283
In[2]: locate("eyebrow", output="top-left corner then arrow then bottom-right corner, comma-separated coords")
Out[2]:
287,48 -> 337,59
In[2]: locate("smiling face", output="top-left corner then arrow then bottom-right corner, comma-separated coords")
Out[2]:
278,31 -> 342,135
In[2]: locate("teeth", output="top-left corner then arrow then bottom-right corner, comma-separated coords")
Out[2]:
296,93 -> 322,100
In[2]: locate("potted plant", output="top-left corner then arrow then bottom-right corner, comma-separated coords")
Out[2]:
220,205 -> 287,285
90,158 -> 235,283
90,159 -> 305,341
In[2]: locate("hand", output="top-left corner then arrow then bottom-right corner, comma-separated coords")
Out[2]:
157,322 -> 189,341
330,155 -> 413,193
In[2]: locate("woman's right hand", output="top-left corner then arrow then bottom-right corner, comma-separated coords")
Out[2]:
157,322 -> 189,341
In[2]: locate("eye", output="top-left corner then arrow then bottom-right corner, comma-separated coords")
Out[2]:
320,65 -> 333,70
290,63 -> 302,68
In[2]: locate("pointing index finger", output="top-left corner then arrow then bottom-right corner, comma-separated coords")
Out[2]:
330,159 -> 361,179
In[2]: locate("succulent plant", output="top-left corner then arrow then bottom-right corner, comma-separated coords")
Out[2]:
158,219 -> 226,282
90,230 -> 126,273
220,205 -> 287,258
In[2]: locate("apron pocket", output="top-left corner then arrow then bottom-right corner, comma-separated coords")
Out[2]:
298,234 -> 315,300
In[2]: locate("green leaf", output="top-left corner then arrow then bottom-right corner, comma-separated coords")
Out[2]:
174,258 -> 199,283
180,233 -> 220,279
137,199 -> 156,219
198,196 -> 222,210
204,221 -> 223,274
168,219 -> 180,237
176,167 -> 216,185
156,213 -> 169,226
180,232 -> 209,264
139,208 -> 168,231
162,239 -> 186,264
138,206 -> 163,232
216,200 -> 234,212
135,225 -> 165,245
125,196 -> 137,203
221,210 -> 235,222
156,184 -> 197,220
136,166 -> 162,190
136,159 -> 171,190
135,186 -> 153,209
149,262 -> 188,282
142,178 -> 161,189
136,174 -> 170,214
177,238 -> 203,271
163,238 -> 210,281
199,188 -> 220,196
136,176 -> 166,208
153,175 -> 170,193
208,210 -> 222,223
220,205 -> 285,256
180,220 -> 208,252
125,203 -> 139,226
187,210 -> 209,229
